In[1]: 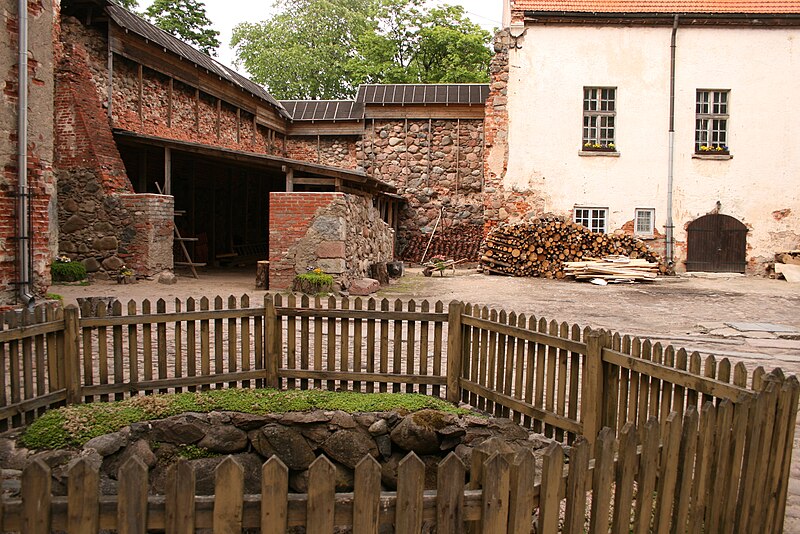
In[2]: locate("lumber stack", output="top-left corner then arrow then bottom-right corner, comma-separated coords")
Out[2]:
479,216 -> 663,278
563,256 -> 659,282
401,225 -> 484,263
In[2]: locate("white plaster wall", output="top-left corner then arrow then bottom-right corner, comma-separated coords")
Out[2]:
503,24 -> 800,270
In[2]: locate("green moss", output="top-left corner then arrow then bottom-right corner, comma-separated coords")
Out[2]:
178,444 -> 216,460
51,260 -> 87,283
21,389 -> 469,449
293,271 -> 334,294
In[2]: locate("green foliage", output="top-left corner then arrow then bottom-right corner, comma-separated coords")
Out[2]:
232,0 -> 491,100
114,0 -> 139,9
145,0 -> 221,56
51,260 -> 87,283
178,444 -> 215,459
45,293 -> 63,302
293,270 -> 335,294
21,389 -> 468,449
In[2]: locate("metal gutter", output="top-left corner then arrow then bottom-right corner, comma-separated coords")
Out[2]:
16,0 -> 34,306
523,10 -> 800,24
666,15 -> 678,266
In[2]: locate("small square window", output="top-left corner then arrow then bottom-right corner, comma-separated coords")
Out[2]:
635,208 -> 655,236
574,207 -> 608,234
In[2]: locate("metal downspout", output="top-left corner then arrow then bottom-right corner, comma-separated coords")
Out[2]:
666,15 -> 679,266
17,0 -> 34,305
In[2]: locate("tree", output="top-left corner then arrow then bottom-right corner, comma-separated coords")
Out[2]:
232,0 -> 492,100
232,0 -> 376,100
115,0 -> 139,10
145,0 -> 221,56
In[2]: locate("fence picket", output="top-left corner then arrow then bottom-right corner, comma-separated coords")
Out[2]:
650,343 -> 663,422
405,300 -> 415,393
568,323 -> 581,439
353,298 -> 364,393
654,411 -> 683,534
690,403 -> 717,533
533,317 -> 546,433
637,340 -> 652,428
672,408 -> 699,533
354,456 -> 381,534
673,348 -> 688,420
433,301 -> 444,398
118,457 -> 148,534
773,378 -> 800,533
563,437 -> 590,534
308,456 -> 336,534
555,322 -> 569,439
96,305 -> 109,402
687,351 -> 702,411
723,397 -> 751,533
199,297 -> 210,390
507,450 -> 535,534
589,428 -> 615,533
213,456 -> 244,534
165,459 -> 195,534
314,296 -> 323,390
512,314 -> 526,424
157,299 -> 168,394
173,299 -> 182,394
379,299 -> 389,393
67,457 -> 99,534
660,346 -> 675,425
286,294 -> 296,390
538,443 -> 563,533
477,306 -> 490,412
615,334 -> 629,432
494,310 -> 509,418
366,298 -> 376,393
0,313 -> 7,430
633,418 -> 660,534
213,297 -> 224,389
480,452 -> 510,534
241,295 -> 251,389
227,296 -> 238,389
611,423 -> 638,534
707,400 -> 734,532
544,320 -> 558,437
22,459 -> 50,534
21,309 -> 34,420
186,298 -> 197,392
112,301 -> 124,400
33,307 -> 45,406
437,453 -> 465,534
262,456 -> 289,534
523,315 -> 537,428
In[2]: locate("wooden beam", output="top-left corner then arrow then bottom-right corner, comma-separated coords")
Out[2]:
164,146 -> 172,195
292,177 -> 333,187
364,104 -> 485,120
285,167 -> 294,192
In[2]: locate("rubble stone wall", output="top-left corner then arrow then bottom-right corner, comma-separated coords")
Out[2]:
285,136 -> 360,169
269,192 -> 393,290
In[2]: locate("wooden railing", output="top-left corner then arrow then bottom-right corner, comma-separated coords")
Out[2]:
2,385 -> 797,533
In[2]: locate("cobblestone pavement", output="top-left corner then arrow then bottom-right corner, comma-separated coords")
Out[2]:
58,267 -> 800,530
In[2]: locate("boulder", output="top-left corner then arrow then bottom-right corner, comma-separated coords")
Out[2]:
101,256 -> 125,270
389,411 -> 448,455
197,425 -> 248,453
250,425 -> 316,470
349,278 -> 380,296
84,429 -> 129,456
151,414 -> 209,444
289,461 -> 355,493
368,419 -> 389,436
321,429 -> 379,469
380,452 -> 404,490
329,410 -> 357,429
279,410 -> 330,424
157,271 -> 178,285
191,453 -> 263,495
228,412 -> 277,430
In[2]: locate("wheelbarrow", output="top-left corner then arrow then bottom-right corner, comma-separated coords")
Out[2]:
421,258 -> 467,277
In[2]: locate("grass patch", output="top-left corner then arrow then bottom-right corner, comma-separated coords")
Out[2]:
51,260 -> 87,283
293,270 -> 334,294
20,389 -> 469,449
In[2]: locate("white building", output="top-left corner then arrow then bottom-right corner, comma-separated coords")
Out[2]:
492,0 -> 800,273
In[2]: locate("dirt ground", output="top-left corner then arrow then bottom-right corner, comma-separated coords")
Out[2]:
55,266 -> 800,530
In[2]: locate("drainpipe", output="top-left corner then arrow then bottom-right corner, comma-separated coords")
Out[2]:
665,14 -> 678,266
17,0 -> 34,306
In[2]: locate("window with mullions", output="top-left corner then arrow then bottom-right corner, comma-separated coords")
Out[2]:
574,207 -> 608,234
696,90 -> 729,154
583,87 -> 616,151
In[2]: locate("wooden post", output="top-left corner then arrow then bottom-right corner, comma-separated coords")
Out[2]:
63,305 -> 82,405
164,147 -> 172,195
583,330 -> 606,443
264,295 -> 279,388
446,301 -> 464,403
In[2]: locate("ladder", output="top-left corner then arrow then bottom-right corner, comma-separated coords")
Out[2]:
156,183 -> 205,278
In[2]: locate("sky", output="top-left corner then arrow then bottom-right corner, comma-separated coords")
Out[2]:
138,0 -> 503,74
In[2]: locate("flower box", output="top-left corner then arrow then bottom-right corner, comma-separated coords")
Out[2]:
582,145 -> 616,152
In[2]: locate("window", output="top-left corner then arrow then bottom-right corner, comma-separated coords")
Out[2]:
695,90 -> 729,153
635,208 -> 655,236
583,87 -> 616,151
574,207 -> 608,233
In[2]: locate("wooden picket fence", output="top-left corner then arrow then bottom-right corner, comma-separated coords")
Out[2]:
1,384 -> 796,533
0,295 -> 797,532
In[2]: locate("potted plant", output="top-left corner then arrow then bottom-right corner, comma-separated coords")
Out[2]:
697,144 -> 729,155
583,142 -> 616,152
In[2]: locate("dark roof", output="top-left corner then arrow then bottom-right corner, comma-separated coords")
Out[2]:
280,100 -> 364,121
356,84 -> 490,105
105,5 -> 291,120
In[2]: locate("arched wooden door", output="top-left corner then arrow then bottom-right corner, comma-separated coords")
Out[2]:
686,214 -> 748,272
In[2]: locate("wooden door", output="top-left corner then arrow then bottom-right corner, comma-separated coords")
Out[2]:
686,214 -> 748,272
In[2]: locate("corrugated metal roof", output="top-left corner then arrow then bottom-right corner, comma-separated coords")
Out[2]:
105,5 -> 291,119
356,84 -> 490,105
280,100 -> 364,121
513,0 -> 800,13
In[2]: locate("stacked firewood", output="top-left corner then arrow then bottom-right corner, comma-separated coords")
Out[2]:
563,256 -> 659,282
480,216 -> 663,278
401,225 -> 484,263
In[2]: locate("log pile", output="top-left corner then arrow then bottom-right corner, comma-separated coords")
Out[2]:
401,225 -> 484,264
563,256 -> 659,282
480,216 -> 663,278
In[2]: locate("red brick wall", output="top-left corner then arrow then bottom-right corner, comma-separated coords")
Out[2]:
268,192 -> 341,289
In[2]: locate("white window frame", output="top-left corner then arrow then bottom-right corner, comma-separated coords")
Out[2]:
574,207 -> 608,234
695,89 -> 730,153
582,87 -> 616,150
634,208 -> 655,236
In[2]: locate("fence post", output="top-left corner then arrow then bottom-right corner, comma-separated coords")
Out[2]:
264,295 -> 279,388
446,301 -> 464,403
583,330 -> 607,443
63,305 -> 82,404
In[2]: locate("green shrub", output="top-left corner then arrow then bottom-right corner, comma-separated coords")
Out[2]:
45,293 -> 63,302
51,259 -> 87,282
293,269 -> 334,294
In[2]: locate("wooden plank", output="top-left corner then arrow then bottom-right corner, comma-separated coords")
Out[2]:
21,459 -> 51,534
0,311 -> 11,429
511,314 -> 527,424
313,296 -> 323,390
353,298 -> 364,393
126,302 -> 139,392
111,301 -> 124,400
501,312 -> 516,419
523,315 -> 537,428
772,378 -> 800,533
703,355 -> 717,405
672,408 -> 699,534
563,437 -> 590,534
240,295 -> 251,389
660,346 -> 675,424
419,300 -> 431,396
213,456 -> 244,534
545,320 -> 559,437
396,453 -> 425,534
633,418 -> 660,534
392,299 -> 403,394
307,456 -> 336,534
538,443 -> 564,533
261,457 -> 289,534
611,423 -> 638,534
185,298 -> 197,392
437,453 -> 465,534
117,457 -> 148,534
462,315 -> 586,353
379,299 -> 389,393
589,428 -> 615,534
654,411 -> 683,534
97,305 -> 109,402
750,381 -> 780,529
687,351 -> 702,412
0,320 -> 64,342
328,296 -> 339,392
298,295 -> 309,390
626,337 -> 642,429
200,297 -> 212,390
280,369 -> 446,385
723,398 -> 750,533
67,457 -> 100,534
45,305 -> 62,399
637,340 -> 652,428
405,300 -> 415,393
265,295 -> 280,388
156,299 -> 168,394
582,331 -> 605,445
81,307 -> 270,328
689,402 -> 717,533
33,307 -> 46,406
366,298 -> 376,393
494,310 -> 509,418
476,306 -> 490,412
485,310 -> 499,415
447,301 -> 464,403
228,296 -> 239,389
708,400 -> 734,532
616,335 -> 631,431
510,452 -> 536,534
650,343 -> 664,421
278,308 -> 446,322
602,349 -> 752,402
165,459 -> 195,534
555,321 -> 569,439
285,294 -> 296,390
213,297 -> 224,389
481,452 -> 510,534
63,306 -> 82,406
142,300 -> 154,395
0,390 -> 68,422
340,297 -> 351,391
354,456 -> 381,534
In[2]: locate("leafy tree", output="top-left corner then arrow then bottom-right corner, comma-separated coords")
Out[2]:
232,0 -> 376,100
232,0 -> 492,100
145,0 -> 221,56
115,0 -> 139,10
